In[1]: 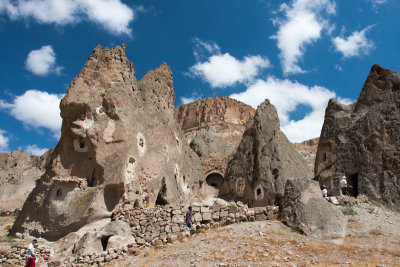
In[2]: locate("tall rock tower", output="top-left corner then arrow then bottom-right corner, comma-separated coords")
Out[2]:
225,100 -> 313,207
315,65 -> 400,210
11,45 -> 204,240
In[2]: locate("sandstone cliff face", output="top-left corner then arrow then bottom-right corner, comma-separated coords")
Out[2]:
0,149 -> 51,213
225,100 -> 313,207
174,97 -> 255,197
11,44 -> 204,240
315,65 -> 400,210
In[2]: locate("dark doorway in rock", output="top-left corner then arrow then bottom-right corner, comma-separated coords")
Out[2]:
101,235 -> 112,251
206,173 -> 224,188
256,188 -> 262,196
346,172 -> 359,197
156,178 -> 168,206
104,183 -> 124,212
205,172 -> 227,197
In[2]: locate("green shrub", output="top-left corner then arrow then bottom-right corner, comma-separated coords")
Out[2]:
342,205 -> 357,215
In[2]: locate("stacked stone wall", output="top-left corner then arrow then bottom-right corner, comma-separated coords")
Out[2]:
0,202 -> 278,266
112,201 -> 278,247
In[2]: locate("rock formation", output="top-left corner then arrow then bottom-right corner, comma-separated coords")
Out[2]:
280,177 -> 346,239
225,100 -> 313,207
11,44 -> 204,240
315,64 -> 400,210
293,138 -> 319,172
0,149 -> 51,213
175,97 -> 255,197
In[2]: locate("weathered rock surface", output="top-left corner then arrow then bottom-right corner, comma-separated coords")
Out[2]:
0,149 -> 51,213
293,138 -> 319,172
315,65 -> 400,210
280,177 -> 346,239
225,100 -> 313,207
11,44 -> 204,240
175,97 -> 255,197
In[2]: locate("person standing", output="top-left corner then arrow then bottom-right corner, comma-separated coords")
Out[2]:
25,239 -> 37,267
185,206 -> 193,229
321,185 -> 328,198
340,175 -> 352,196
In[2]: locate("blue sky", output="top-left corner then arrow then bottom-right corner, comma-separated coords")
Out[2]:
0,0 -> 399,154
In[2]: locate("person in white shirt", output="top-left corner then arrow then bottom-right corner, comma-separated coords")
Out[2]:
321,185 -> 328,198
25,239 -> 37,267
339,176 -> 352,196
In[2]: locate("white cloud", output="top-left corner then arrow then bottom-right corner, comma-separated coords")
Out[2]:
0,129 -> 9,152
230,76 -> 352,142
368,0 -> 387,9
24,144 -> 48,155
0,0 -> 134,35
180,92 -> 203,105
25,45 -> 62,76
332,25 -> 375,58
189,39 -> 270,88
0,90 -> 63,138
192,37 -> 221,61
271,0 -> 336,75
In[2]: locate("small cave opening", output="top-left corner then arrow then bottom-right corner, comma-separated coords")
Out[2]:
206,173 -> 224,189
56,188 -> 62,197
323,152 -> 327,161
80,141 -> 85,149
156,178 -> 168,206
256,188 -> 262,196
134,200 -> 140,208
129,157 -> 135,164
104,183 -> 125,212
139,138 -> 144,148
101,235 -> 112,251
272,169 -> 279,180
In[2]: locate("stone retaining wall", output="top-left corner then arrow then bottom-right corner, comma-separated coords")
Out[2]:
0,202 -> 278,266
112,201 -> 278,247
0,245 -> 50,266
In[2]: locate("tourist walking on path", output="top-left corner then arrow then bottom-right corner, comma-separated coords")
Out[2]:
25,239 -> 37,267
186,206 -> 193,229
340,176 -> 352,196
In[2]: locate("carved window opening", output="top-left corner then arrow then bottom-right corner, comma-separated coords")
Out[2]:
139,138 -> 144,148
80,142 -> 85,149
256,188 -> 262,196
272,169 -> 279,180
56,188 -> 62,197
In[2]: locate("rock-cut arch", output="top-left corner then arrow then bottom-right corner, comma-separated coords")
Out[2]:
202,171 -> 228,198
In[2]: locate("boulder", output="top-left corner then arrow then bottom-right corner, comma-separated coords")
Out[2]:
11,44 -> 204,240
280,177 -> 346,239
72,221 -> 135,255
225,100 -> 313,207
315,65 -> 400,210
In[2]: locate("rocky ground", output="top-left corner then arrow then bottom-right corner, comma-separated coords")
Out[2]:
1,200 -> 400,266
110,201 -> 400,267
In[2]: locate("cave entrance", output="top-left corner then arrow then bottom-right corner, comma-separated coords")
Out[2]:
101,235 -> 112,251
346,172 -> 359,197
205,172 -> 226,197
104,183 -> 125,211
156,178 -> 168,206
